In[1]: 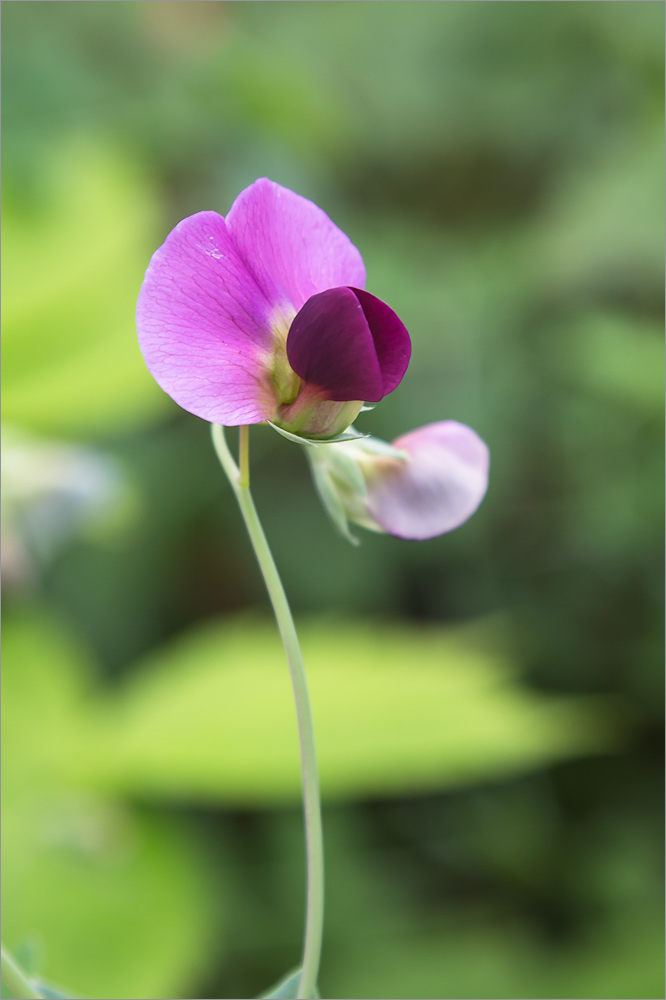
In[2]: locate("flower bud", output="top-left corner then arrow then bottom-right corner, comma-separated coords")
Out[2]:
308,422 -> 489,541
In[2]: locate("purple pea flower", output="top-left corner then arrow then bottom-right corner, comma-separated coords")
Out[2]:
137,178 -> 411,440
137,178 -> 489,539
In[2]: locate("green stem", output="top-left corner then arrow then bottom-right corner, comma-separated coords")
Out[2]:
211,424 -> 324,1000
238,424 -> 250,489
1,946 -> 42,1000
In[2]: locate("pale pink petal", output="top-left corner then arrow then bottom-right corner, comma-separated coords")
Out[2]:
136,211 -> 278,425
365,421 -> 489,540
226,179 -> 366,315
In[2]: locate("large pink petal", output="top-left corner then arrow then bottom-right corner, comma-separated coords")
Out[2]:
365,421 -> 489,540
225,179 -> 366,315
136,211 -> 278,425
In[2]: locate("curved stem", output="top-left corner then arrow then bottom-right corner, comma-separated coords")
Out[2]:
211,424 -> 324,1000
1,946 -> 42,1000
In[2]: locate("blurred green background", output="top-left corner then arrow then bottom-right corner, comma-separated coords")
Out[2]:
2,3 -> 664,998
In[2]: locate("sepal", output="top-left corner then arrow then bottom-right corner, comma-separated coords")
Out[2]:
267,421 -> 368,448
258,967 -> 320,999
306,433 -> 406,543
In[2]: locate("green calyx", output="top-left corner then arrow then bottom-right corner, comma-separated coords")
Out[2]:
265,314 -> 364,441
274,392 -> 364,441
306,435 -> 409,543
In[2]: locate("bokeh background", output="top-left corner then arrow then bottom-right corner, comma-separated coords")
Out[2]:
2,3 -> 664,999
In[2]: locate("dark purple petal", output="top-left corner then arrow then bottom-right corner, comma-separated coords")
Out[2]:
136,211 -> 278,425
286,287 -> 411,403
365,421 -> 489,540
350,288 -> 411,395
286,287 -> 385,401
226,179 -> 366,314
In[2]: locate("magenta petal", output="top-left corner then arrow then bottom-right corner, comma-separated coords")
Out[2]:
366,422 -> 489,540
286,287 -> 385,402
350,288 -> 411,395
136,211 -> 277,425
226,179 -> 366,314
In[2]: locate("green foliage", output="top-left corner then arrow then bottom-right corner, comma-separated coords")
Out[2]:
93,617 -> 615,804
2,612 -> 219,1000
2,142 -> 167,437
1,607 -> 620,997
3,610 -> 614,807
549,311 -> 664,414
2,2 -> 663,998
2,794 -> 215,1000
322,911 -> 665,1000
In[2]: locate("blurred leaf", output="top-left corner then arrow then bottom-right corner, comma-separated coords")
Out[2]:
2,794 -> 214,1000
2,140 -> 168,437
292,802 -> 661,1000
551,311 -> 664,415
535,123 -> 664,295
319,802 -> 664,1000
322,908 -> 664,1000
212,37 -> 350,164
1,608 -> 96,789
2,610 -> 219,1000
92,618 -> 617,805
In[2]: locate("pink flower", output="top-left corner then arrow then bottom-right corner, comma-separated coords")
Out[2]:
137,178 -> 489,539
136,179 -> 411,439
309,422 -> 489,541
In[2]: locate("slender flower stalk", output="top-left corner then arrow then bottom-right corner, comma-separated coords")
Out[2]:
137,177 -> 490,999
238,424 -> 250,490
211,424 -> 324,1000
